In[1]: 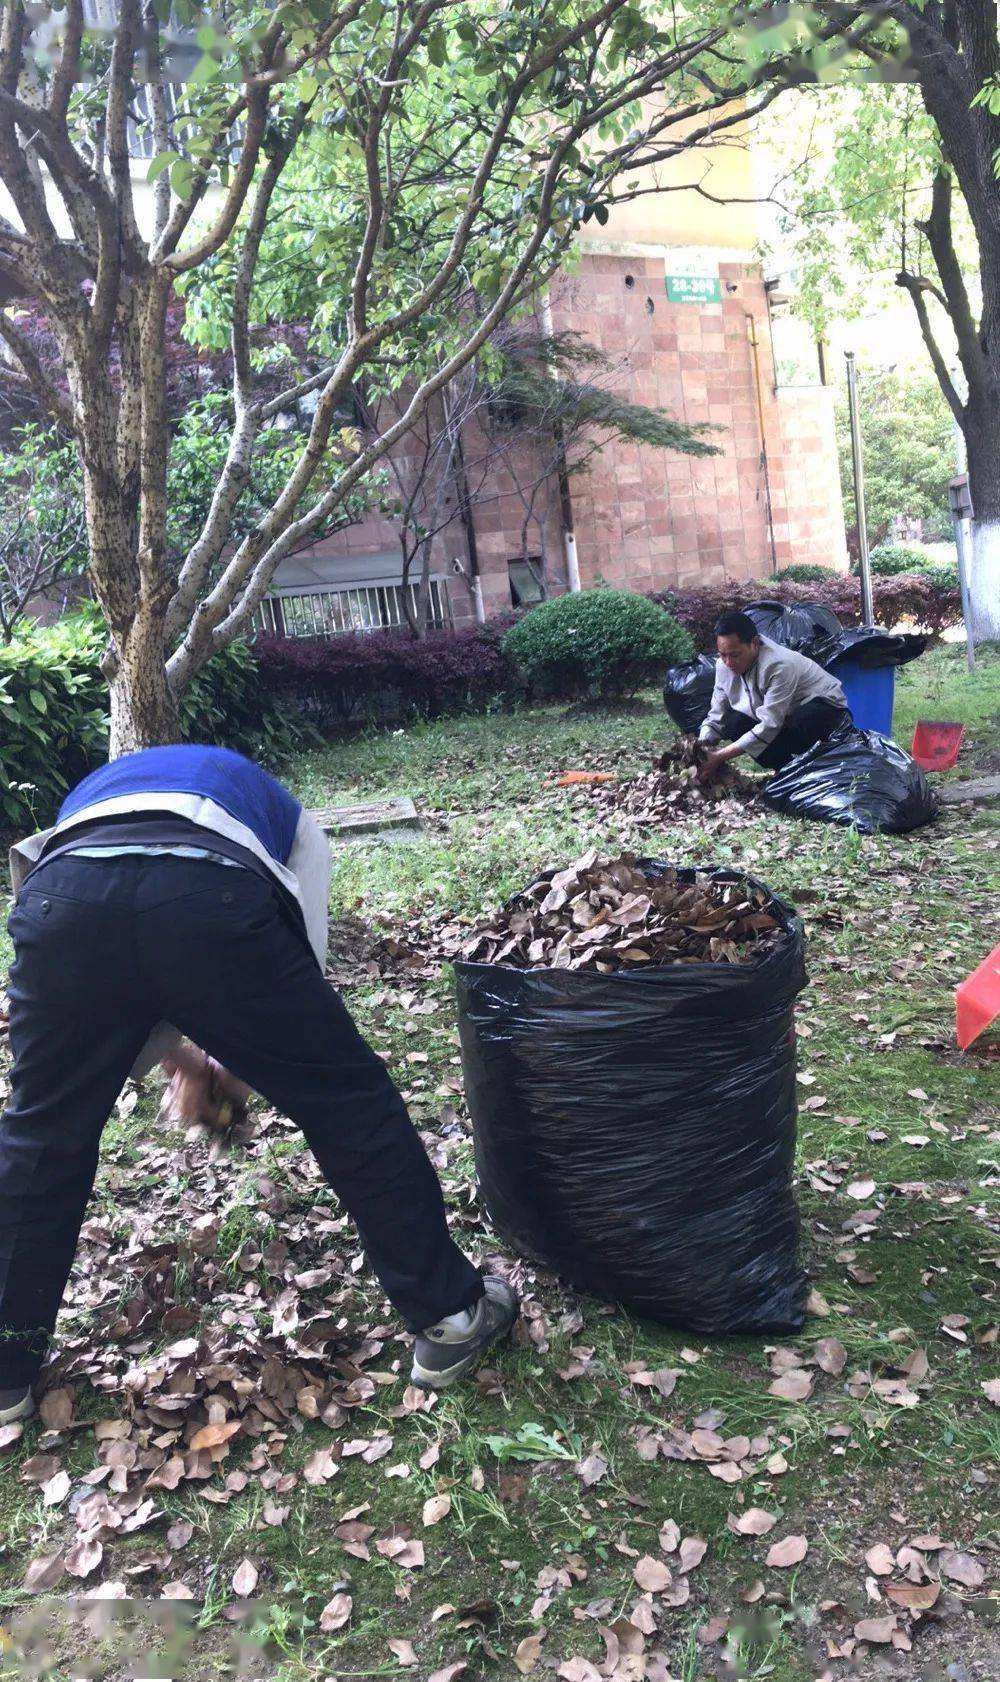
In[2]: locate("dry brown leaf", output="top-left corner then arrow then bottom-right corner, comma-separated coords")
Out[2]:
161,1582 -> 196,1600
885,1581 -> 940,1611
427,1665 -> 468,1682
660,1575 -> 691,1607
320,1592 -> 353,1631
633,1556 -> 672,1593
556,1661 -> 602,1682
24,1553 -> 66,1593
729,1508 -> 778,1537
854,1617 -> 897,1645
38,1387 -> 74,1430
864,1545 -> 895,1577
658,1520 -> 680,1553
846,1179 -> 876,1201
514,1632 -> 545,1674
814,1338 -> 848,1376
0,1422 -> 24,1452
65,1538 -> 103,1579
766,1535 -> 808,1569
42,1470 -> 71,1507
678,1537 -> 707,1573
939,1549 -> 985,1589
388,1638 -> 419,1667
231,1559 -> 259,1597
981,1377 -> 1000,1406
577,1452 -> 608,1488
807,1289 -> 831,1317
422,1494 -> 451,1527
769,1369 -> 813,1402
189,1420 -> 241,1452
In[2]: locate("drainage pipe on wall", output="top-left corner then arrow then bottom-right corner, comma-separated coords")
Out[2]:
746,312 -> 779,579
539,291 -> 582,592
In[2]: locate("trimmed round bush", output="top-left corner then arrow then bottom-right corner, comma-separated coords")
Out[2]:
503,588 -> 693,699
858,543 -> 929,577
774,563 -> 832,583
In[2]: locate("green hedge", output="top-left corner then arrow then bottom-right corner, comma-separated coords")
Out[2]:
503,588 -> 693,699
0,611 -> 305,833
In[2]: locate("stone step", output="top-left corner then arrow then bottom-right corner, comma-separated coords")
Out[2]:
312,796 -> 421,839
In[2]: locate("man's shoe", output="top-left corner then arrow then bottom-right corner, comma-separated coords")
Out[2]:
0,1387 -> 34,1425
411,1277 -> 520,1388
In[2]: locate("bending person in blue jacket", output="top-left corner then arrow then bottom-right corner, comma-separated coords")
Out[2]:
0,745 -> 517,1423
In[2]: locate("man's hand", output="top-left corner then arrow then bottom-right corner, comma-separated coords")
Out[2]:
696,748 -> 728,784
159,1044 -> 251,1134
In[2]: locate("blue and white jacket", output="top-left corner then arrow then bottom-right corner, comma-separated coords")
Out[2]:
9,745 -> 331,1075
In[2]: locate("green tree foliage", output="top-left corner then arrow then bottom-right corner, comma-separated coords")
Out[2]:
834,365 -> 955,551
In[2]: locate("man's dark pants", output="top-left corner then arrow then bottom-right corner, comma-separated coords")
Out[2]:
0,854 -> 483,1386
719,698 -> 849,771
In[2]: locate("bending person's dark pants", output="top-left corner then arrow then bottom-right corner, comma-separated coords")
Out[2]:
0,854 -> 483,1386
719,698 -> 850,771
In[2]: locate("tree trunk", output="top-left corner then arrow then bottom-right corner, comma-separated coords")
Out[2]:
964,396 -> 1000,640
106,616 -> 181,756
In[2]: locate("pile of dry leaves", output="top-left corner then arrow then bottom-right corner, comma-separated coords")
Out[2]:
446,851 -> 785,971
584,738 -> 760,830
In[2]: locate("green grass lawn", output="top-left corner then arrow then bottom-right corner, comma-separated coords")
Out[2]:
0,644 -> 997,1682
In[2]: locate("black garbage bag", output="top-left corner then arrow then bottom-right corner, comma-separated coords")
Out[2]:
744,598 -> 844,664
762,723 -> 938,835
663,656 -> 716,734
454,866 -> 808,1335
824,626 -> 928,671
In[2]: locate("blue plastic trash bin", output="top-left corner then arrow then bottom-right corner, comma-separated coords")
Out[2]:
833,661 -> 895,735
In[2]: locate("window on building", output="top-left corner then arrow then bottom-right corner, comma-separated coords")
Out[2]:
507,559 -> 545,608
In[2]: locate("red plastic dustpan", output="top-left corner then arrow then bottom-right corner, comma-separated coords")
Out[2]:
911,720 -> 964,772
956,945 -> 1000,1050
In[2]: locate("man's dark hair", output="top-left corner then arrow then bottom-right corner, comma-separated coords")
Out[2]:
714,610 -> 759,643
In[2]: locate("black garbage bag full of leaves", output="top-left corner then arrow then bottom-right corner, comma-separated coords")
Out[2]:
454,866 -> 808,1335
762,723 -> 938,835
662,655 -> 716,733
744,599 -> 843,665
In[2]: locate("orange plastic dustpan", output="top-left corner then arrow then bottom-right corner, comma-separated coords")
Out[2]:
956,945 -> 1000,1050
911,720 -> 964,772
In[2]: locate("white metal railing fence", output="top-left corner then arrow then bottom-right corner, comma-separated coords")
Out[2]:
254,577 -> 452,638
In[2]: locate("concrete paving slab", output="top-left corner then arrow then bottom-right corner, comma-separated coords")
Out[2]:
312,796 -> 422,838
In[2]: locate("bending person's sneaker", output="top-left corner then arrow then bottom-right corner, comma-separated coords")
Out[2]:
0,1386 -> 34,1425
411,1277 -> 519,1388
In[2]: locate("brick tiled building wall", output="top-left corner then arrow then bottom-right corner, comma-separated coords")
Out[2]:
271,245 -> 847,627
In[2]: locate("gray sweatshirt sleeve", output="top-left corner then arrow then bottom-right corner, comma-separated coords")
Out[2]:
287,808 -> 332,970
698,662 -> 729,744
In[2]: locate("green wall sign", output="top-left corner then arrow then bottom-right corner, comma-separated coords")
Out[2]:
665,273 -> 721,304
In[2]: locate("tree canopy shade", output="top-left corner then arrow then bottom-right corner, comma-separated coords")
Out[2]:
0,0 -> 886,748
764,1 -> 1000,638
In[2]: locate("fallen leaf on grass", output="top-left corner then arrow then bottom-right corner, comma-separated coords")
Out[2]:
769,1369 -> 813,1401
0,1423 -> 23,1452
160,1582 -> 195,1600
38,1388 -> 74,1430
42,1470 -> 70,1507
634,1557 -> 672,1592
678,1537 -> 707,1573
320,1592 -> 353,1631
389,1638 -> 418,1667
885,1581 -> 940,1611
428,1665 -> 468,1682
982,1378 -> 1000,1405
846,1179 -> 876,1201
65,1538 -> 103,1579
422,1494 -> 451,1527
577,1452 -> 608,1488
865,1545 -> 895,1576
766,1535 -> 808,1569
514,1632 -> 544,1673
557,1661 -> 602,1682
24,1553 -> 65,1593
658,1520 -> 680,1553
815,1338 -> 847,1376
189,1420 -> 241,1452
231,1559 -> 258,1597
729,1508 -> 778,1537
854,1616 -> 897,1644
939,1550 -> 985,1589
377,1537 -> 425,1569
807,1289 -> 831,1317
